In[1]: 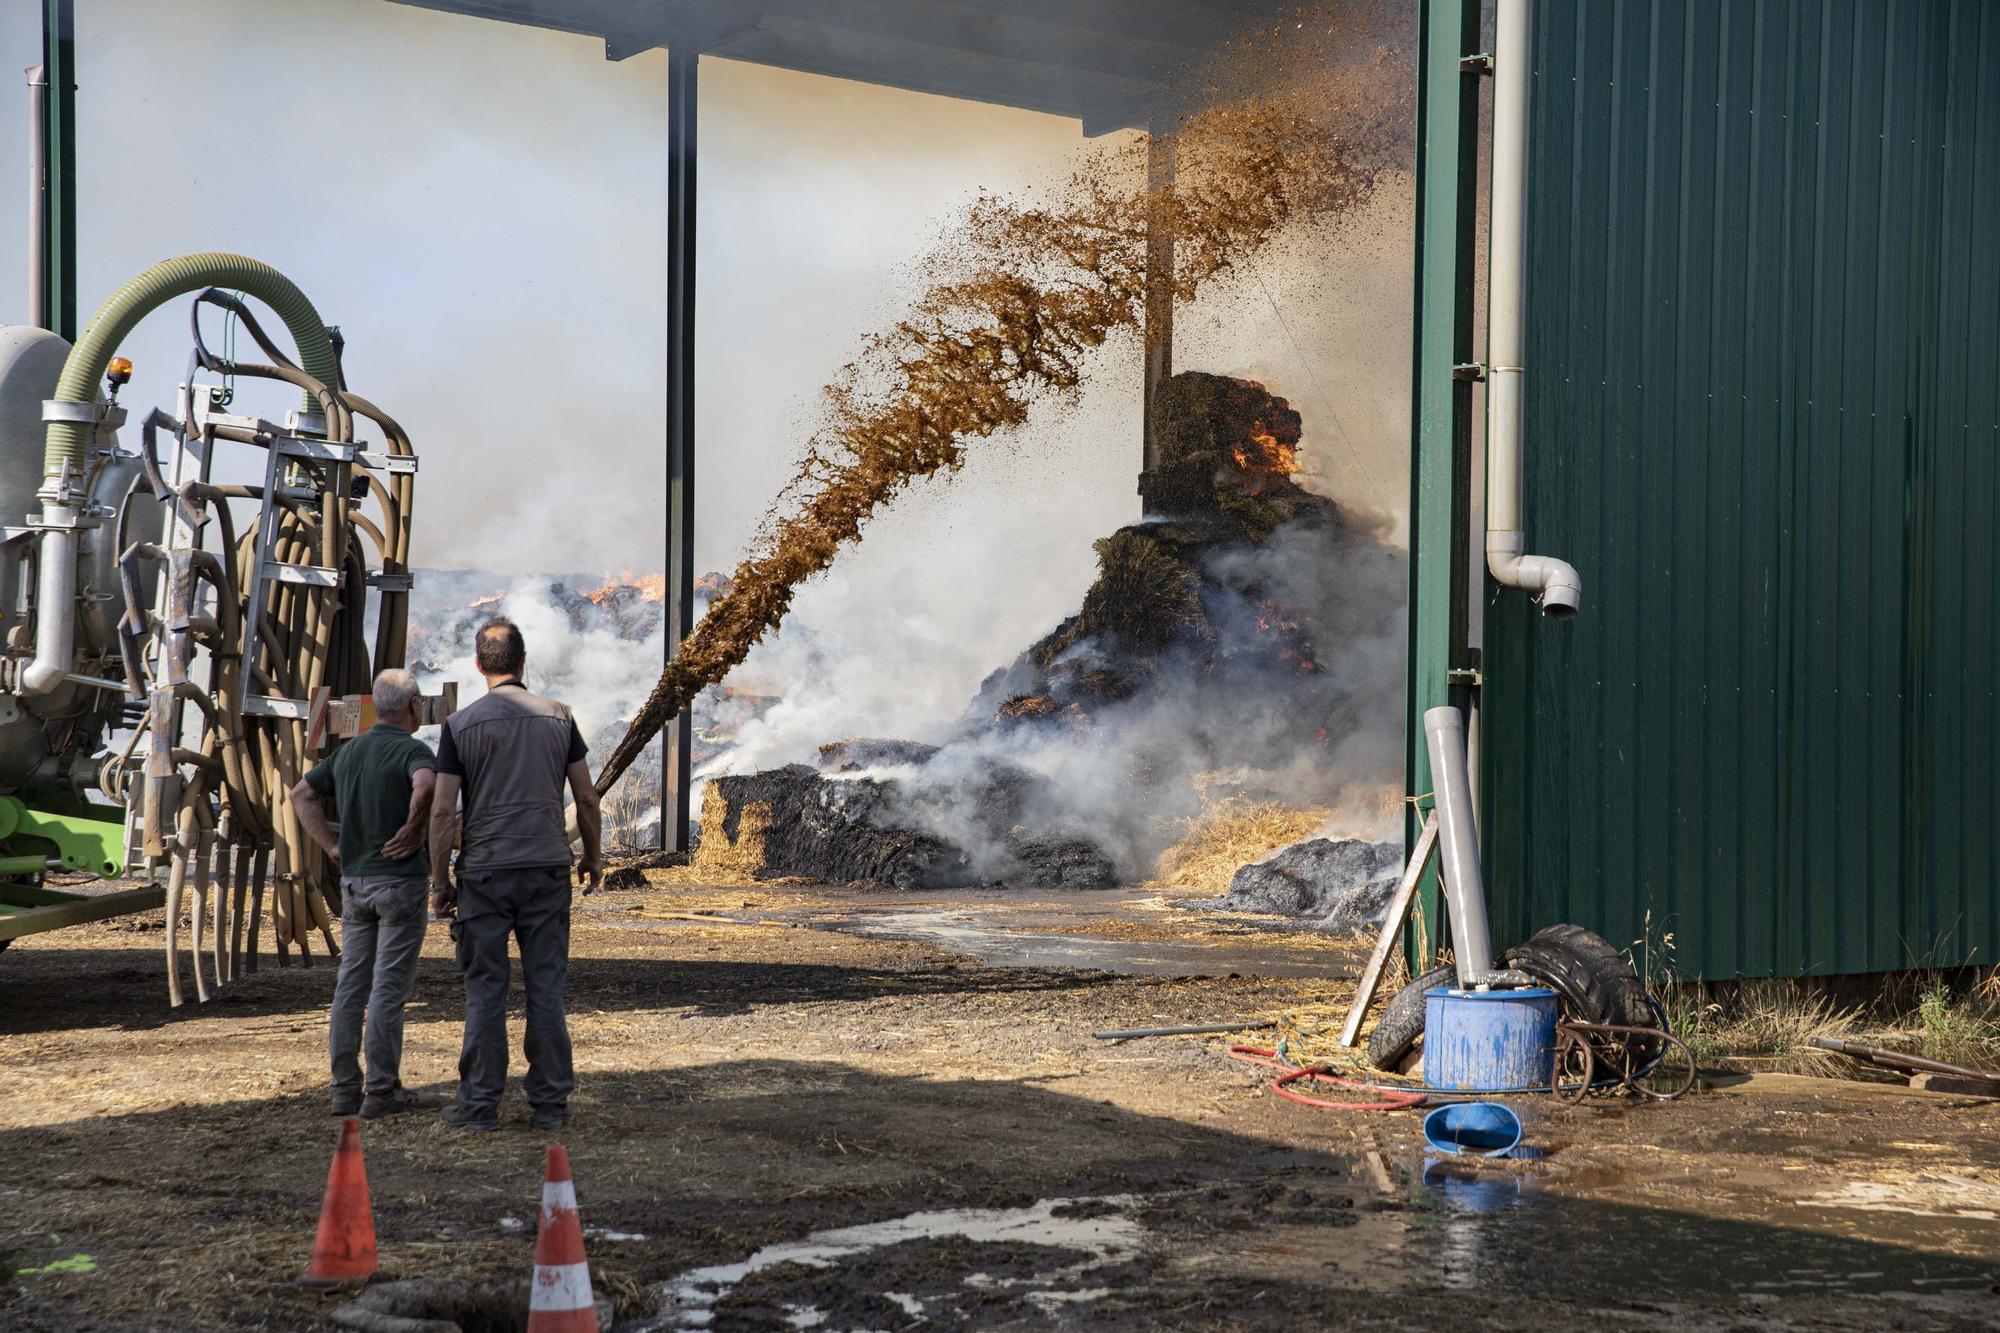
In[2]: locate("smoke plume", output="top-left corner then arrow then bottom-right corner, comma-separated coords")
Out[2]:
597,20 -> 1410,796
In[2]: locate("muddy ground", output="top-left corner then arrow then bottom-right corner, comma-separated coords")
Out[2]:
2,881 -> 1997,1330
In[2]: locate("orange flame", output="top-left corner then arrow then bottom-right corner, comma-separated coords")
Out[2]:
1231,420 -> 1300,476
584,571 -> 668,605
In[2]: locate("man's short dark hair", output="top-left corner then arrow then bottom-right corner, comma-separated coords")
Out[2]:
476,617 -> 526,677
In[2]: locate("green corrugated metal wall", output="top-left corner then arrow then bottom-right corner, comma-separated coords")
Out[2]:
1478,0 -> 2000,978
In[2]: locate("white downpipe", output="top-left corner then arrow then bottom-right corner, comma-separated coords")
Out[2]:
1487,0 -> 1580,618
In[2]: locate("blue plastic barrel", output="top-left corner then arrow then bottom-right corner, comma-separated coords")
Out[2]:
1423,1102 -> 1524,1158
1423,986 -> 1557,1092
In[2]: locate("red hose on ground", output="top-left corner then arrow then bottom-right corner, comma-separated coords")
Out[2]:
1272,1066 -> 1427,1111
1227,1046 -> 1428,1112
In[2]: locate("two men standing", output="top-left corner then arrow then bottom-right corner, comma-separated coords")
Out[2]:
289,619 -> 601,1130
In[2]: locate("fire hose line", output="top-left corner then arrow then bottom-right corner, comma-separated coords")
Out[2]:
1227,1047 -> 1428,1112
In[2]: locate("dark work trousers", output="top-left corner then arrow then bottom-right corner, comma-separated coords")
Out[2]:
450,865 -> 575,1114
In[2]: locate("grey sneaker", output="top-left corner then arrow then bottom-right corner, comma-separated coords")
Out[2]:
360,1087 -> 435,1120
531,1106 -> 570,1132
330,1092 -> 362,1116
439,1102 -> 500,1132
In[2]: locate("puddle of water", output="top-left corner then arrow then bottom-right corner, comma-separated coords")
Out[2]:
814,909 -> 1337,978
1807,1175 -> 2000,1221
636,1195 -> 1144,1329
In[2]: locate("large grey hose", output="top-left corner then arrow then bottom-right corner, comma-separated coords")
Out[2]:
43,253 -> 335,484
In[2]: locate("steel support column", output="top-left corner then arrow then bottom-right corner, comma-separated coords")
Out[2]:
661,44 -> 697,853
1140,129 -> 1175,482
1403,0 -> 1481,971
36,0 -> 76,340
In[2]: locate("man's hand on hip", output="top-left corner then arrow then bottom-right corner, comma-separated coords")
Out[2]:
382,823 -> 423,860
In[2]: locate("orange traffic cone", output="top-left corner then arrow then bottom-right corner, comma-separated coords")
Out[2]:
298,1116 -> 378,1288
528,1145 -> 598,1332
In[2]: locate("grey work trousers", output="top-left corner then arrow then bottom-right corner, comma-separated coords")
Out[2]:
451,865 -> 574,1113
329,875 -> 430,1097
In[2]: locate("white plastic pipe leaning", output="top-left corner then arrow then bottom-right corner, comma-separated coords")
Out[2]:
1424,705 -> 1497,987
1487,0 -> 1580,618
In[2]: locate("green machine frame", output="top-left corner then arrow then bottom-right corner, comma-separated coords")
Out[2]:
0,795 -> 144,947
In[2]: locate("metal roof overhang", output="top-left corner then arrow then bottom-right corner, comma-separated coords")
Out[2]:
382,0 -> 1286,133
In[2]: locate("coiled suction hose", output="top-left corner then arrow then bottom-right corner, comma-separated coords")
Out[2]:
42,253 -> 335,483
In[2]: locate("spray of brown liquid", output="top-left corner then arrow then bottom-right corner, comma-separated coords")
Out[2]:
596,33 -> 1407,797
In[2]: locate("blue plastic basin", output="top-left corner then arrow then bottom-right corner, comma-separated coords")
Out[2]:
1423,1101 -> 1524,1158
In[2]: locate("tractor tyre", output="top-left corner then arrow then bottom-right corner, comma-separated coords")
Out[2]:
1505,924 -> 1658,1060
1365,964 -> 1457,1071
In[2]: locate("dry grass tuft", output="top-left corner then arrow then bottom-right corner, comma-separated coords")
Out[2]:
1676,981 -> 1860,1076
1905,974 -> 2000,1066
1655,973 -> 2000,1077
1147,796 -> 1335,897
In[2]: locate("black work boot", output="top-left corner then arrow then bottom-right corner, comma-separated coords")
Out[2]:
330,1091 -> 362,1116
531,1105 -> 570,1132
361,1086 -> 435,1120
439,1101 -> 500,1132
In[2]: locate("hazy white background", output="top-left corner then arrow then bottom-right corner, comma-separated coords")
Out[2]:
0,0 -> 1411,767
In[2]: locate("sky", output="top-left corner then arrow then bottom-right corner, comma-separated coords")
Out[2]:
0,0 -> 1414,764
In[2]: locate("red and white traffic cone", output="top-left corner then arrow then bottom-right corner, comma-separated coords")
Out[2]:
527,1145 -> 598,1332
297,1117 -> 377,1288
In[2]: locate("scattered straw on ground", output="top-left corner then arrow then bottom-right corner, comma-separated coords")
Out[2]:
1146,796 -> 1335,897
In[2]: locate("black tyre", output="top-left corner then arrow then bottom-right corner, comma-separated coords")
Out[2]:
1366,964 -> 1457,1071
1505,924 -> 1657,1056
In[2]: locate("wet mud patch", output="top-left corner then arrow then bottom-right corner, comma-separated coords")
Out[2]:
708,1236 -> 1152,1329
645,1196 -> 1149,1329
1135,1172 -> 1362,1240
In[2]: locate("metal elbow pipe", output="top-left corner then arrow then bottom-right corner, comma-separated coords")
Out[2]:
20,517 -> 77,696
1486,0 -> 1580,621
1487,533 -> 1581,619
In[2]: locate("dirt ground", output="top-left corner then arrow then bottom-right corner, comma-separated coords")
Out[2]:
3,880 -> 1998,1331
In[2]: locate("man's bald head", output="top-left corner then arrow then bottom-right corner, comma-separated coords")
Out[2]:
475,617 -> 526,679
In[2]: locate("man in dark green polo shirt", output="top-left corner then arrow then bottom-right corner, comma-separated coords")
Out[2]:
290,668 -> 438,1118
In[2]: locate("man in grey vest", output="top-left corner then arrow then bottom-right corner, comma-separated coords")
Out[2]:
429,617 -> 602,1131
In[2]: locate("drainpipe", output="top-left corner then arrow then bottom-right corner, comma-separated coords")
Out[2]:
1486,0 -> 1579,617
26,64 -> 46,330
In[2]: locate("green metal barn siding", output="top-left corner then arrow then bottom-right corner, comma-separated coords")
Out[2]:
1476,0 -> 2000,978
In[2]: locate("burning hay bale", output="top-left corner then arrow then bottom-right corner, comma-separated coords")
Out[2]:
680,373 -> 1401,892
970,372 -> 1400,773
1212,836 -> 1402,931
